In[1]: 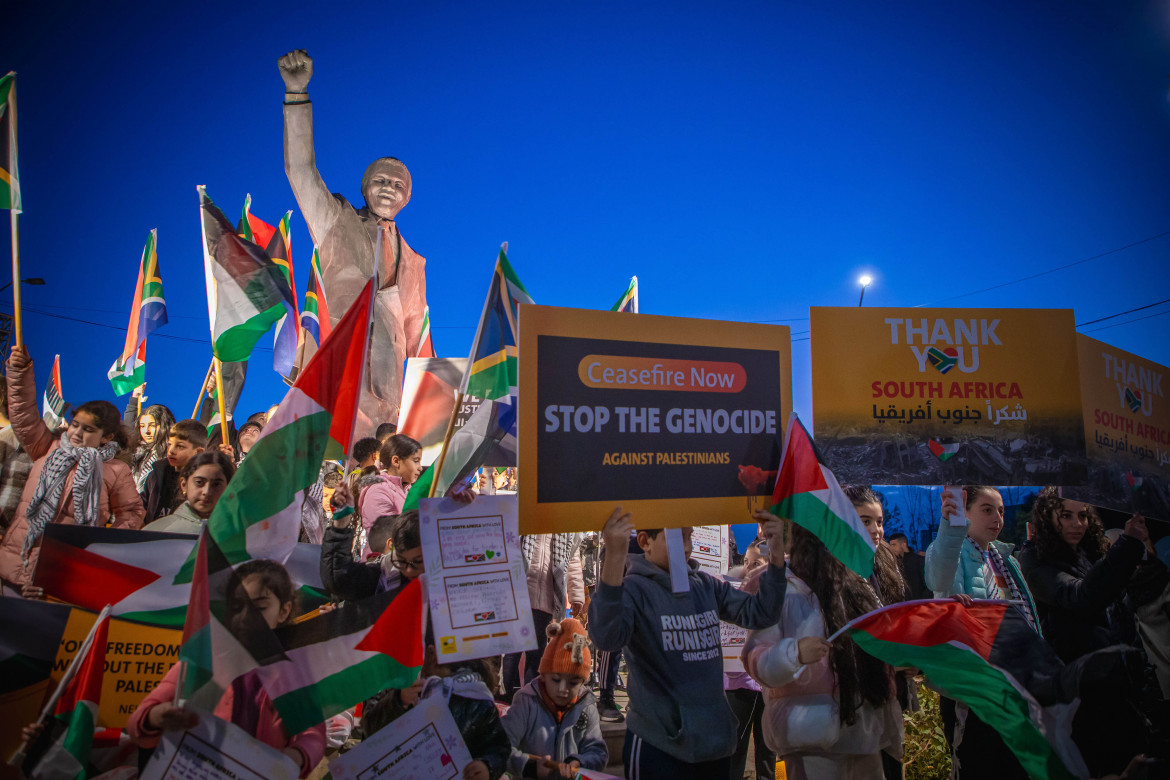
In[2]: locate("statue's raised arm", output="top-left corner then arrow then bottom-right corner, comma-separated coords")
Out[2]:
278,50 -> 428,435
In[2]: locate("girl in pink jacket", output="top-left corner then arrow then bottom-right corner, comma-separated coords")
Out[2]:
127,559 -> 326,777
356,434 -> 423,559
0,346 -> 144,593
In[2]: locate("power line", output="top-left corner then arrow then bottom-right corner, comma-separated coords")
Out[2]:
1076,298 -> 1170,328
1082,308 -> 1170,334
915,229 -> 1170,307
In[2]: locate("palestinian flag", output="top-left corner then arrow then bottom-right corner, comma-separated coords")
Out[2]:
417,305 -> 436,357
771,412 -> 875,577
107,229 -> 167,396
0,72 -> 20,212
462,244 -> 533,401
29,611 -> 110,780
838,600 -> 1089,780
236,193 -> 277,248
42,354 -> 68,429
199,186 -> 294,363
610,275 -> 638,313
36,525 -> 331,628
179,527 -> 286,707
178,278 -> 372,580
402,466 -> 435,512
257,579 -> 426,734
397,357 -> 468,466
929,439 -> 961,462
267,211 -> 300,380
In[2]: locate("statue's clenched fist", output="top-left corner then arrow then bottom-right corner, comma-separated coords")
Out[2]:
278,49 -> 313,92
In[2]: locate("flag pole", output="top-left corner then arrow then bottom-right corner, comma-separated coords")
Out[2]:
212,357 -> 230,446
7,75 -> 20,348
192,359 -> 214,419
7,604 -> 112,767
428,391 -> 463,497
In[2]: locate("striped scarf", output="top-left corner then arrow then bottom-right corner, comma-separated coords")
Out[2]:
968,536 -> 1039,634
23,435 -> 119,564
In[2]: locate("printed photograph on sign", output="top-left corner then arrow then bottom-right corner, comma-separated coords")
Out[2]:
811,307 -> 1086,486
520,306 -> 791,533
419,495 -> 537,663
1063,335 -> 1169,520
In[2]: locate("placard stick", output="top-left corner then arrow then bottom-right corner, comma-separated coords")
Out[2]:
213,358 -> 230,446
191,359 -> 214,420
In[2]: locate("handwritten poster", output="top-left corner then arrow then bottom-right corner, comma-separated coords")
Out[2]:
419,495 -> 537,662
140,710 -> 299,780
329,695 -> 474,780
810,307 -> 1085,485
720,580 -> 748,673
690,525 -> 730,576
1064,335 -> 1169,519
520,305 -> 792,533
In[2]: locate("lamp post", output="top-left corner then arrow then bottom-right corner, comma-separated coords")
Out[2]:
0,277 -> 44,293
858,275 -> 873,306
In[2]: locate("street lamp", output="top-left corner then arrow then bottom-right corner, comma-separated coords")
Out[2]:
858,274 -> 873,306
0,277 -> 44,293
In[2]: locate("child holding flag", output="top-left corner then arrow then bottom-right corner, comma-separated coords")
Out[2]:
127,559 -> 326,777
0,346 -> 144,595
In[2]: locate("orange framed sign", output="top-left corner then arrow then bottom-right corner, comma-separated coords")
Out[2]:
519,305 -> 791,533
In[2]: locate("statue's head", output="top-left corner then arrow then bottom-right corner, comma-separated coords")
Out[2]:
361,157 -> 412,221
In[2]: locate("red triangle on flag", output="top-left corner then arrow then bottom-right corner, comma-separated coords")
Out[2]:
771,416 -> 829,504
35,535 -> 160,609
355,578 -> 426,667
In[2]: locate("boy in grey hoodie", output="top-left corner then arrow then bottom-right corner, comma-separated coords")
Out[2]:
588,507 -> 789,779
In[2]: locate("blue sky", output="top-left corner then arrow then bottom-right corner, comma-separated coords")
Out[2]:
3,0 -> 1169,437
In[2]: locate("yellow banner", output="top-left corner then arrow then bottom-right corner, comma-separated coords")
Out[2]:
519,305 -> 791,533
1068,334 -> 1169,518
50,610 -> 181,729
810,307 -> 1084,485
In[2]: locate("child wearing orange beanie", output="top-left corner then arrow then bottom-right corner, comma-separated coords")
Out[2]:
501,618 -> 609,778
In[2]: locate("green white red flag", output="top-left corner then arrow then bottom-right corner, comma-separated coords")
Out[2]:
176,277 -> 373,581
29,610 -> 110,780
771,412 -> 875,577
257,579 -> 426,734
835,600 -> 1089,780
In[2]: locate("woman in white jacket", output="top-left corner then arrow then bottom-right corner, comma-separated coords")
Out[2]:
743,515 -> 904,780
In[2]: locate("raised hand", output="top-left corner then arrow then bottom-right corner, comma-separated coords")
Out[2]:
278,49 -> 313,93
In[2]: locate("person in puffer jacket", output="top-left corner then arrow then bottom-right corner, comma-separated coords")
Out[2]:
502,617 -> 608,778
743,518 -> 903,780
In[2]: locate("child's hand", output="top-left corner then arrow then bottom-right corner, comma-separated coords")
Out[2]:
20,721 -> 45,745
462,759 -> 490,780
753,509 -> 788,565
217,443 -> 235,458
797,636 -> 831,665
540,757 -> 581,778
951,593 -> 974,607
400,677 -> 425,707
132,383 -> 145,399
601,507 -> 634,547
7,345 -> 30,372
148,702 -> 201,732
445,483 -> 477,504
940,488 -> 964,522
21,583 -> 44,599
331,482 -> 353,511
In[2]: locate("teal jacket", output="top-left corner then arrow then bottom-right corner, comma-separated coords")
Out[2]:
924,517 -> 1040,629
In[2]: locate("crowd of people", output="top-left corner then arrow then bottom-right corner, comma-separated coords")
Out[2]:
2,342 -> 1168,780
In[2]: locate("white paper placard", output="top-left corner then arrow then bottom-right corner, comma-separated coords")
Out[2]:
719,580 -> 749,673
139,710 -> 300,780
419,494 -> 538,662
329,696 -> 474,780
690,525 -> 730,576
944,486 -> 967,527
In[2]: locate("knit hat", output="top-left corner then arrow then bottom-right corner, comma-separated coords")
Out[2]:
538,618 -> 591,678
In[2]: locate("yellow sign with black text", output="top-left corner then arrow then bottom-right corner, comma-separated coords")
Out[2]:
519,305 -> 791,533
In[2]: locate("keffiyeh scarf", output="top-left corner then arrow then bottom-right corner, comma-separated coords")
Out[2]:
23,434 -> 118,564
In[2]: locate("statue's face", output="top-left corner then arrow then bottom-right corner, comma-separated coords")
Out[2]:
362,161 -> 411,220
